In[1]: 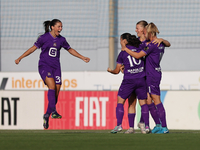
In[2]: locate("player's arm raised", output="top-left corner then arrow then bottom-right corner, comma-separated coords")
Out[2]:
15,45 -> 37,64
153,38 -> 171,47
67,48 -> 90,63
107,63 -> 122,74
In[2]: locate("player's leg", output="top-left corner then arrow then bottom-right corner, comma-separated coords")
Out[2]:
51,84 -> 62,119
136,77 -> 150,134
146,76 -> 164,133
137,95 -> 150,132
39,65 -> 57,129
51,68 -> 62,119
55,84 -> 61,104
111,79 -> 135,133
138,99 -> 151,134
151,94 -> 169,134
43,77 -> 56,129
111,96 -> 125,133
124,93 -> 136,134
45,77 -> 56,113
146,93 -> 161,133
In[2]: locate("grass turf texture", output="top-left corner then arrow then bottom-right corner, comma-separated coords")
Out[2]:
0,130 -> 200,150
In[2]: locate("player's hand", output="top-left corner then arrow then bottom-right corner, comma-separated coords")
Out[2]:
120,40 -> 126,51
15,58 -> 21,64
152,38 -> 163,47
107,67 -> 112,72
83,57 -> 90,63
120,65 -> 125,74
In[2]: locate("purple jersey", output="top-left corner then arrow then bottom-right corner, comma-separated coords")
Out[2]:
142,42 -> 165,77
117,45 -> 145,79
139,39 -> 148,49
34,32 -> 71,68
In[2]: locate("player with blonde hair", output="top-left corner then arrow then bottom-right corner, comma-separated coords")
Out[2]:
121,22 -> 169,134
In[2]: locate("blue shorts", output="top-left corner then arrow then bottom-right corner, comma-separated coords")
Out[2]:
118,78 -> 147,100
38,65 -> 62,85
146,76 -> 161,96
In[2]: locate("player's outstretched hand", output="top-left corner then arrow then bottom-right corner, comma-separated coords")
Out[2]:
83,57 -> 90,63
15,58 -> 21,65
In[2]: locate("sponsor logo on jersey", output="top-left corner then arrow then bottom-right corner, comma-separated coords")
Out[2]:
53,43 -> 57,47
131,49 -> 137,52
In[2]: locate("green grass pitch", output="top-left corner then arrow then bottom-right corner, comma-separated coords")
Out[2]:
0,130 -> 200,150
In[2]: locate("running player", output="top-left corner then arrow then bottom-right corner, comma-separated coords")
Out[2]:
15,19 -> 90,129
121,23 -> 169,134
108,33 -> 150,134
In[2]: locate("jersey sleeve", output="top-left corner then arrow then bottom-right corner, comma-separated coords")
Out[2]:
62,38 -> 71,50
142,44 -> 154,55
116,51 -> 123,64
34,35 -> 43,49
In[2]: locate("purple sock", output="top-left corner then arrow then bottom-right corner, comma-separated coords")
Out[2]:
156,103 -> 167,127
116,103 -> 124,126
140,114 -> 144,123
141,104 -> 149,127
128,113 -> 135,128
55,97 -> 58,105
148,103 -> 161,125
46,89 -> 56,115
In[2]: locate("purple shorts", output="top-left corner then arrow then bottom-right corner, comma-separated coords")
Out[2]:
146,76 -> 161,96
118,78 -> 147,100
38,65 -> 62,85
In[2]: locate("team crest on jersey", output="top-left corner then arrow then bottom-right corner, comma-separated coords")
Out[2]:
53,43 -> 57,47
144,46 -> 149,51
48,72 -> 51,76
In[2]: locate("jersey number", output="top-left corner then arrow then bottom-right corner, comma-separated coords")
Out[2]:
55,76 -> 61,83
127,55 -> 141,67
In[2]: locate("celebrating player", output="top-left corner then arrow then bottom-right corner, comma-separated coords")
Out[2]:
108,33 -> 150,134
15,19 -> 90,129
121,22 -> 169,134
121,20 -> 170,134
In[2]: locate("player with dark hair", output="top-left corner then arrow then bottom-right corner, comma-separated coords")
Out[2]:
15,19 -> 90,129
121,20 -> 170,134
108,33 -> 150,134
121,23 -> 169,134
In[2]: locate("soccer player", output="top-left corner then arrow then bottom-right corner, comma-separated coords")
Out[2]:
135,20 -> 171,134
121,22 -> 169,134
15,19 -> 90,129
121,20 -> 171,134
108,33 -> 150,134
135,20 -> 171,47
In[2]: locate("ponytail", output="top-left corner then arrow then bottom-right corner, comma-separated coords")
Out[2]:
43,20 -> 51,33
129,35 -> 141,48
146,22 -> 159,37
121,33 -> 141,48
43,19 -> 62,33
